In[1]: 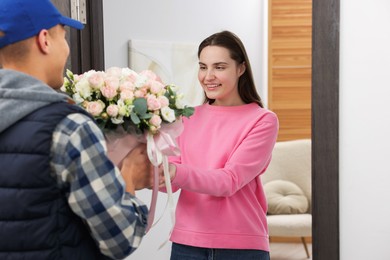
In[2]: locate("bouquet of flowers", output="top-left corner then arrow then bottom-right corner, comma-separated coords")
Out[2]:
61,67 -> 194,232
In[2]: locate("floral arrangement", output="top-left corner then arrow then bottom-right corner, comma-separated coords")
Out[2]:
61,67 -> 193,233
61,67 -> 194,136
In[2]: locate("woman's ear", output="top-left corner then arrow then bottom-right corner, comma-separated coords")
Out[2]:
36,29 -> 50,54
238,62 -> 246,77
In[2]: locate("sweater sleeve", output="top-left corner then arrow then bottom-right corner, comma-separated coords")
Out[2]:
166,152 -> 181,193
172,112 -> 279,197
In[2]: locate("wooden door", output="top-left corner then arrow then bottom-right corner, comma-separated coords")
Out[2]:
51,0 -> 104,74
268,0 -> 312,141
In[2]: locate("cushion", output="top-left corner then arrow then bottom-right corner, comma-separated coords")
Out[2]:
264,180 -> 309,215
267,214 -> 312,236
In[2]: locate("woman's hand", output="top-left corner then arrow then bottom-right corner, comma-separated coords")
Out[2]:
157,163 -> 176,188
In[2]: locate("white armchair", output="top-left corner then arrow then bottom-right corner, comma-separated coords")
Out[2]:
261,139 -> 312,258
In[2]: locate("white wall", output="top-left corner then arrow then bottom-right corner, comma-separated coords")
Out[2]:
103,0 -> 267,105
103,1 -> 266,259
104,0 -> 390,259
339,0 -> 390,259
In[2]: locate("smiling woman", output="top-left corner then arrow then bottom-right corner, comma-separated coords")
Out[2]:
198,45 -> 246,106
164,30 -> 278,260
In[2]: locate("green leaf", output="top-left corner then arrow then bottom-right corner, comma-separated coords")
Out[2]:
140,113 -> 153,119
182,107 -> 195,117
133,98 -> 148,116
130,112 -> 141,125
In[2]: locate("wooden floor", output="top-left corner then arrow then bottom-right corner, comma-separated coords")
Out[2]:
270,242 -> 312,260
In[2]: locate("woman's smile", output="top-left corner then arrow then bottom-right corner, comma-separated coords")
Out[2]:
204,83 -> 222,90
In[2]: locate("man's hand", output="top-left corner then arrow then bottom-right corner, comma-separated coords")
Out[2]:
120,143 -> 153,195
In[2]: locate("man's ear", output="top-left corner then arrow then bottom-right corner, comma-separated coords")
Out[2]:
36,29 -> 50,54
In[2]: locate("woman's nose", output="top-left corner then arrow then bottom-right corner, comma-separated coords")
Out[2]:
205,69 -> 215,79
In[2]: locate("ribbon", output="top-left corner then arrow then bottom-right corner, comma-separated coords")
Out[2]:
105,120 -> 183,235
145,120 -> 183,233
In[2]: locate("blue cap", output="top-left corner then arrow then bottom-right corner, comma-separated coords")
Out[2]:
0,0 -> 84,48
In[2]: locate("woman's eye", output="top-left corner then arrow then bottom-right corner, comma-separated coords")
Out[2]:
216,66 -> 224,70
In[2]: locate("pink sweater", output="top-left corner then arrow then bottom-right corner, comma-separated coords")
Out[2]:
169,102 -> 279,251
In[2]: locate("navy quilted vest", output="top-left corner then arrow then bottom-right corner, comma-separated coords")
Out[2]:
0,102 -> 111,260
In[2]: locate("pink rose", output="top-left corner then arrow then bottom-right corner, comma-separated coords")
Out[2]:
147,95 -> 161,111
120,89 -> 134,101
74,72 -> 85,82
104,76 -> 120,90
149,114 -> 162,128
86,101 -> 104,116
134,89 -> 147,98
158,95 -> 169,107
106,104 -> 119,117
125,74 -> 138,84
101,86 -> 117,99
88,72 -> 105,89
150,81 -> 164,94
101,77 -> 119,99
119,80 -> 135,91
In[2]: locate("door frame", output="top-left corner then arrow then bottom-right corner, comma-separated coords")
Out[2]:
312,0 -> 340,259
69,0 -> 104,73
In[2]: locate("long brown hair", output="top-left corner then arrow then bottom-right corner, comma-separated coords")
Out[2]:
198,30 -> 263,107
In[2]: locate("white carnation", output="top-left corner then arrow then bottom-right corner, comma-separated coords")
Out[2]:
111,116 -> 124,125
117,100 -> 128,116
161,106 -> 175,123
175,93 -> 185,109
75,78 -> 92,99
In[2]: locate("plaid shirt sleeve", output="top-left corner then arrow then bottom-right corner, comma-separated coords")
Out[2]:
50,113 -> 148,259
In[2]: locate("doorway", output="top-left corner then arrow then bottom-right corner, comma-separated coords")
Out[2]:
268,1 -> 340,259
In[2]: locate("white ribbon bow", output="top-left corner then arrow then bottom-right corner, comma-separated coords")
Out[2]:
145,120 -> 183,234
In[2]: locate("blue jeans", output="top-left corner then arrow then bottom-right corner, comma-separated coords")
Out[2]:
170,243 -> 270,260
